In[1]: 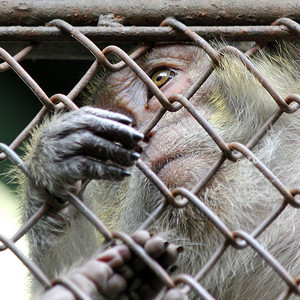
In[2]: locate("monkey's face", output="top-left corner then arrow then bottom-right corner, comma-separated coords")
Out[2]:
94,43 -> 273,189
94,44 -> 222,189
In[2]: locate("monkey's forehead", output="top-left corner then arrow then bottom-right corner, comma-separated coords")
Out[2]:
139,44 -> 201,71
103,44 -> 204,89
101,44 -> 196,89
135,41 -> 256,64
125,41 -> 255,74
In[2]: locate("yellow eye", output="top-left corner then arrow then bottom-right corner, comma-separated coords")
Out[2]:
150,69 -> 175,88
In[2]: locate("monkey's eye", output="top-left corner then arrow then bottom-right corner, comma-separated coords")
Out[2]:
150,69 -> 175,89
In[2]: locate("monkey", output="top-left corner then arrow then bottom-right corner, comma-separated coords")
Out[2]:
18,39 -> 300,299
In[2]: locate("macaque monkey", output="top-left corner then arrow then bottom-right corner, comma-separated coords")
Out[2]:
19,39 -> 300,299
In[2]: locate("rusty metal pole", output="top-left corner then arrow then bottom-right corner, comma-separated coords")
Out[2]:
1,0 -> 300,26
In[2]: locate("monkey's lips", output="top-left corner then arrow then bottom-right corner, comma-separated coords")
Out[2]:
139,129 -> 213,188
149,153 -> 210,188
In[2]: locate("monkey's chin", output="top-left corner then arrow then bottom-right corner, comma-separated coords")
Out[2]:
156,154 -> 211,189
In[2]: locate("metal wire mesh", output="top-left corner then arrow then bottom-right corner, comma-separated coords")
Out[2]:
0,16 -> 299,299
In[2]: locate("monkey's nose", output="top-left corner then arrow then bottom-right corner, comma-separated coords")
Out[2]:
144,130 -> 155,143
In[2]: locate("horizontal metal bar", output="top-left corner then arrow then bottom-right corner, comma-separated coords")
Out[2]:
0,42 -> 97,60
2,0 -> 300,26
0,25 -> 297,42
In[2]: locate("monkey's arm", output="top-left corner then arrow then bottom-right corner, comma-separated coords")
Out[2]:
20,107 -> 143,291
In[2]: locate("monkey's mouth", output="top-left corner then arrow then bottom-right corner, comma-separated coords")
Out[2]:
138,131 -> 189,174
138,131 -> 211,187
148,152 -> 210,189
152,154 -> 187,174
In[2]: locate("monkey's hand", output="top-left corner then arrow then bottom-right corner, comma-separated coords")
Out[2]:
28,106 -> 143,200
40,231 -> 183,300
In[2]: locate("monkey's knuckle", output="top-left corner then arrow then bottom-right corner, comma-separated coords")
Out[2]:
82,260 -> 113,280
144,237 -> 166,258
97,247 -> 126,269
106,274 -> 127,296
113,245 -> 132,262
76,157 -> 89,172
164,244 -> 180,261
76,131 -> 94,145
131,230 -> 151,246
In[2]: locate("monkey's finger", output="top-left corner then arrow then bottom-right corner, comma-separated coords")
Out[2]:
79,260 -> 113,289
62,156 -> 132,182
45,157 -> 130,197
97,245 -> 136,280
128,274 -> 167,300
157,244 -> 182,268
80,106 -> 132,125
97,245 -> 132,268
132,261 -> 178,299
71,260 -> 128,299
131,236 -> 168,272
50,114 -> 143,148
105,274 -> 128,298
80,260 -> 126,298
59,131 -> 140,167
115,264 -> 135,280
86,116 -> 143,148
144,236 -> 168,259
131,230 -> 152,246
132,232 -> 181,266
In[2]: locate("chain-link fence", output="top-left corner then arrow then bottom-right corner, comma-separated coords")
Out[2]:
0,10 -> 299,300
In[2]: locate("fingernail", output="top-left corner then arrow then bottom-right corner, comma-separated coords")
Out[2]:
131,152 -> 140,160
121,116 -> 132,125
122,170 -> 131,177
133,132 -> 144,141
